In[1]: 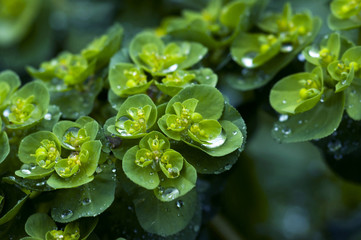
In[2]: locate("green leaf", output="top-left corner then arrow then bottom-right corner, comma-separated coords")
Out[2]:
228,16 -> 322,90
0,195 -> 28,225
24,213 -> 56,239
138,131 -> 170,150
270,67 -> 323,114
109,63 -> 152,97
328,13 -> 361,30
47,170 -> 94,190
134,188 -> 198,237
335,65 -> 354,93
15,165 -> 54,179
2,176 -> 53,192
303,33 -> 340,67
0,131 -> 10,164
346,78 -> 361,120
219,0 -> 250,29
49,77 -> 103,120
155,68 -> 217,97
5,81 -> 49,129
81,23 -> 123,70
189,120 -> 244,157
129,32 -> 164,71
154,160 -> 196,202
122,146 -> 159,190
53,117 -> 98,150
0,70 -> 21,109
18,131 -> 61,165
30,105 -> 62,132
109,94 -> 157,139
231,33 -> 281,69
129,32 -> 207,75
157,115 -> 182,141
166,85 -> 224,120
108,89 -> 126,111
272,90 -> 345,143
109,48 -> 131,69
51,164 -> 116,223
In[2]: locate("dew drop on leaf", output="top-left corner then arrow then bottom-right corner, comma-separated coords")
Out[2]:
241,52 -> 257,68
161,187 -> 180,201
202,132 -> 226,148
35,181 -> 46,187
281,42 -> 293,52
21,169 -> 31,175
60,209 -> 73,220
81,198 -> 91,206
279,114 -> 288,122
44,113 -> 52,120
308,49 -> 320,58
176,200 -> 184,208
95,166 -> 102,174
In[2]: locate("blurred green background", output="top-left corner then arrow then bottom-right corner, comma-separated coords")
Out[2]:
2,0 -> 361,239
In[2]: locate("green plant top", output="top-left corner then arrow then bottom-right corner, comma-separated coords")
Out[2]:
270,33 -> 361,143
157,0 -> 257,48
228,2 -> 321,90
329,0 -> 361,30
15,117 -> 101,189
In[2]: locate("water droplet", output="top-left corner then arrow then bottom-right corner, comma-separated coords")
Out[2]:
281,42 -> 293,52
224,164 -> 232,171
167,64 -> 179,72
273,124 -> 280,132
44,113 -> 52,120
281,127 -> 291,135
351,89 -> 357,95
21,169 -> 31,175
308,49 -> 320,58
241,52 -> 258,68
111,168 -> 116,173
81,198 -> 91,205
282,100 -> 287,104
341,80 -> 347,85
298,120 -> 303,125
8,176 -> 15,181
62,127 -> 80,150
202,132 -> 226,148
279,114 -> 288,122
193,225 -> 200,232
95,166 -> 102,174
297,53 -> 305,62
176,200 -> 184,208
334,154 -> 343,160
60,210 -> 73,220
35,181 -> 46,187
328,140 -> 342,152
160,187 -> 180,201
149,172 -> 154,176
3,108 -> 10,118
232,131 -> 238,136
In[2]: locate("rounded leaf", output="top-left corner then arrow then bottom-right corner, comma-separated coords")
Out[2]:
25,213 -> 56,239
123,146 -> 160,190
270,67 -> 323,114
5,81 -> 49,129
166,85 -> 224,120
